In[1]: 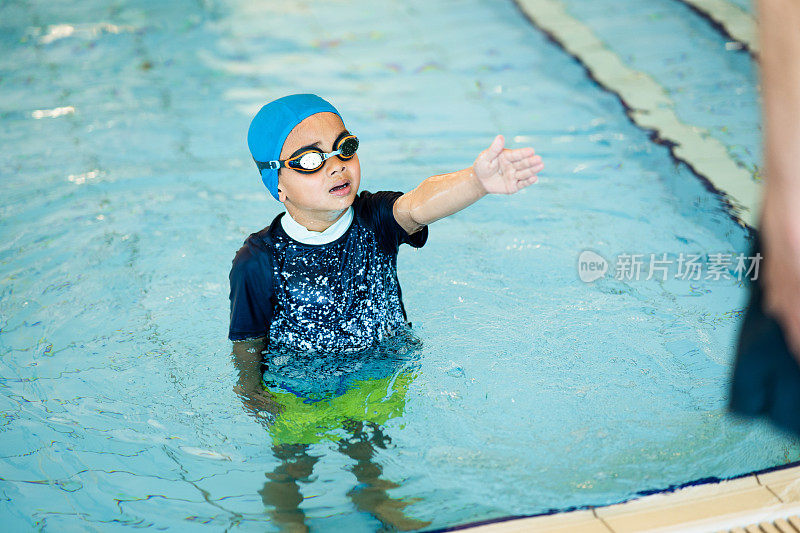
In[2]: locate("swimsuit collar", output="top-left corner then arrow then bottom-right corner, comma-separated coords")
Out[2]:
280,207 -> 353,245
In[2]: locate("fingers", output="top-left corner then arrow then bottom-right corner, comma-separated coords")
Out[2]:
517,176 -> 538,190
515,161 -> 544,187
500,147 -> 540,170
489,134 -> 505,155
478,136 -> 504,161
475,135 -> 504,168
504,157 -> 543,180
476,136 -> 543,194
514,166 -> 542,181
508,154 -> 542,170
484,136 -> 538,165
502,147 -> 536,162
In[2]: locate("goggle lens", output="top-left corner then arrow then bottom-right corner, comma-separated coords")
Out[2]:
285,134 -> 359,173
297,152 -> 324,170
337,136 -> 358,159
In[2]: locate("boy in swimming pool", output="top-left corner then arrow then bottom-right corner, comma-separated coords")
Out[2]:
229,93 -> 543,411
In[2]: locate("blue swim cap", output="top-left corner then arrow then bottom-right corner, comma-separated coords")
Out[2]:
247,94 -> 341,201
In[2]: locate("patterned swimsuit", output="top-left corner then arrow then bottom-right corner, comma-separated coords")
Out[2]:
228,190 -> 428,353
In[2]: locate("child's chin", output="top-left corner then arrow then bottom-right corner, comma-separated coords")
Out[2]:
336,194 -> 357,208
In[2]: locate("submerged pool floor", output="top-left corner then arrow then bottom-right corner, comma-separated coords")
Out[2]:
0,0 -> 795,530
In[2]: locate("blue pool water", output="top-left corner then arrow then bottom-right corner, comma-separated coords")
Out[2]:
1,0 -> 796,530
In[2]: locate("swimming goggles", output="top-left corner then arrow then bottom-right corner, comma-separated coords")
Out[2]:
255,132 -> 359,174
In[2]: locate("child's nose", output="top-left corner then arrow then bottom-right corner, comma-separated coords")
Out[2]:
326,159 -> 346,175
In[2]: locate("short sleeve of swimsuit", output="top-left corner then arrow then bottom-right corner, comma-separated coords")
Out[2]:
353,190 -> 428,254
228,230 -> 274,341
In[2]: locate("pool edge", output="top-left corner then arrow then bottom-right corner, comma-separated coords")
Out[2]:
431,461 -> 800,532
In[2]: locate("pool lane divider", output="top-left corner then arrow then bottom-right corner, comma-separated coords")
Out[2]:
677,0 -> 759,55
513,0 -> 761,229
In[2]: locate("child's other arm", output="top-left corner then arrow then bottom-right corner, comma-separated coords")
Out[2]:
232,337 -> 266,392
393,135 -> 544,235
231,338 -> 281,421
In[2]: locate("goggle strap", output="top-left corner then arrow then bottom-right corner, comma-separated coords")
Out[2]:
254,158 -> 281,172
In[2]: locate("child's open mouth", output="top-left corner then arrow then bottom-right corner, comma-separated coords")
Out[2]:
329,181 -> 351,196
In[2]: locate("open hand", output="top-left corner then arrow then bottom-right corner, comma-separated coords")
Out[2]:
473,135 -> 544,194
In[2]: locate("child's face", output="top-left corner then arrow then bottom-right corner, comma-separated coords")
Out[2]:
277,112 -> 360,217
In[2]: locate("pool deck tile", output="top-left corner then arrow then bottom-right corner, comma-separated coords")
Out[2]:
772,518 -> 795,532
758,466 -> 800,503
757,521 -> 783,533
595,475 -> 781,532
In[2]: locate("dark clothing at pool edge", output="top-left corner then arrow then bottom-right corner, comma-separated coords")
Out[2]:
730,232 -> 800,436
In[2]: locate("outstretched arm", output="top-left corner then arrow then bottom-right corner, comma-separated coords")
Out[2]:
393,135 -> 544,235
